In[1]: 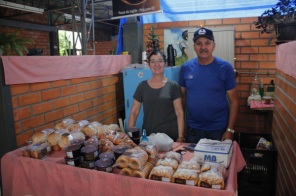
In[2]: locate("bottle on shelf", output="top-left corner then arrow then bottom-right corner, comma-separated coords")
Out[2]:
259,80 -> 264,98
266,80 -> 275,97
250,74 -> 260,96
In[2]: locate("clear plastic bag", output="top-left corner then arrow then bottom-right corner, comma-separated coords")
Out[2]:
148,133 -> 173,152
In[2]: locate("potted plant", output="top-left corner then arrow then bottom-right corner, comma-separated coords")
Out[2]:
255,0 -> 296,43
0,30 -> 32,56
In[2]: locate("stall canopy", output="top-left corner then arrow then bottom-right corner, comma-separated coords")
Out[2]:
116,0 -> 278,54
142,0 -> 278,23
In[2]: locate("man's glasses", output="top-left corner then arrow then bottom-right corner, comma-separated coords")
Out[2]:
150,59 -> 164,64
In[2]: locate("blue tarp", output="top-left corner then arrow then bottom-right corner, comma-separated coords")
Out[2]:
142,0 -> 278,23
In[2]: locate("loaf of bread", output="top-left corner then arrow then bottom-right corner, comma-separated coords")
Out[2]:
54,118 -> 75,130
31,128 -> 55,144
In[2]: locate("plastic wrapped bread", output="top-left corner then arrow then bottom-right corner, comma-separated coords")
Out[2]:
58,130 -> 85,149
47,129 -> 69,150
69,120 -> 89,132
156,157 -> 179,170
198,169 -> 224,189
82,124 -> 99,138
173,168 -> 199,186
31,128 -> 55,144
138,142 -> 158,158
163,151 -> 183,164
178,161 -> 201,173
54,118 -> 75,130
132,162 -> 154,178
107,124 -> 121,132
29,142 -> 52,159
119,167 -> 133,176
149,165 -> 175,182
116,148 -> 148,170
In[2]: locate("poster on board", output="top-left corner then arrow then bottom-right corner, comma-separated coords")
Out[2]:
112,0 -> 161,19
164,28 -> 191,65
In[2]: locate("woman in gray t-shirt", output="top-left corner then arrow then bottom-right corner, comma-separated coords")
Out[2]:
128,51 -> 185,142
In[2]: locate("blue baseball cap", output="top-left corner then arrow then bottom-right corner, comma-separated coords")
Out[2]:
193,27 -> 215,42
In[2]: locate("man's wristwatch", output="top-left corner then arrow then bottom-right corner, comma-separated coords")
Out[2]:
227,128 -> 235,134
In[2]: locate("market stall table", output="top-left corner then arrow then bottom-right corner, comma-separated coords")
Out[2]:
1,142 -> 245,196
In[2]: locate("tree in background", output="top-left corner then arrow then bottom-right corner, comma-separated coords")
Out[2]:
146,26 -> 162,58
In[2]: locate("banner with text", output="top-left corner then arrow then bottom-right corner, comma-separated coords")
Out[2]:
112,0 -> 161,19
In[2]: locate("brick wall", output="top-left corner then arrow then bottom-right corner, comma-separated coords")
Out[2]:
10,74 -> 124,147
143,17 -> 276,134
272,68 -> 296,196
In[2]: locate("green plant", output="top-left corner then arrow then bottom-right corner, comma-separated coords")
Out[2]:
0,30 -> 32,56
255,0 -> 296,36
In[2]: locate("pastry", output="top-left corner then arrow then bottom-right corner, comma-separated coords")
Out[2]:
156,157 -> 179,170
69,120 -> 89,132
47,129 -> 69,151
31,128 -> 55,144
119,167 -> 133,176
54,118 -> 75,130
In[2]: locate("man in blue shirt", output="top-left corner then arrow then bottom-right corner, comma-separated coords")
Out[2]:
179,27 -> 238,143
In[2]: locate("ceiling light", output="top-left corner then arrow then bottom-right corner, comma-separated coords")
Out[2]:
0,0 -> 44,14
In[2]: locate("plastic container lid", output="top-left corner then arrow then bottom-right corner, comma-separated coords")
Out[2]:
95,158 -> 113,168
99,151 -> 115,160
81,145 -> 98,154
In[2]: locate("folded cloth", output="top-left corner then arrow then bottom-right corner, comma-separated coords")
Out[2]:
247,95 -> 261,106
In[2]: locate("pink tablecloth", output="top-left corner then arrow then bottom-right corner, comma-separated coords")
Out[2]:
1,142 -> 245,196
250,100 -> 274,110
1,55 -> 131,85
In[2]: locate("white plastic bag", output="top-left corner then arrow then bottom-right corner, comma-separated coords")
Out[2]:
148,133 -> 173,152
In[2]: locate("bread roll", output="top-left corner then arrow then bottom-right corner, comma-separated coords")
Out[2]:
82,124 -> 98,138
31,128 -> 55,144
69,120 -> 89,132
58,130 -> 85,149
47,129 -> 69,150
133,162 -> 153,178
54,118 -> 75,130
119,167 -> 133,176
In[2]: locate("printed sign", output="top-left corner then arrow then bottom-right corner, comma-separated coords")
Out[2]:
112,0 -> 160,18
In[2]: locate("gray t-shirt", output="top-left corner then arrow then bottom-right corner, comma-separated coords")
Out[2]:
133,79 -> 181,141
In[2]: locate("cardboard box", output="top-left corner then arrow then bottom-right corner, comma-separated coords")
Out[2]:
194,139 -> 233,168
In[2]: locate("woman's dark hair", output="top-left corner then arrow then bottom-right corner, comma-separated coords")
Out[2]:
147,50 -> 166,63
